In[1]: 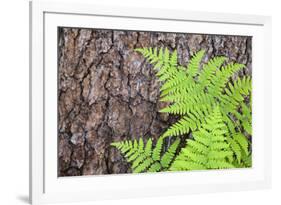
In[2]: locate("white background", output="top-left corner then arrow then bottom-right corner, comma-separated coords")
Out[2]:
0,0 -> 278,204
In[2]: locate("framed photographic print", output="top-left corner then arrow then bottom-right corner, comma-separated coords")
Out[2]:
29,0 -> 272,204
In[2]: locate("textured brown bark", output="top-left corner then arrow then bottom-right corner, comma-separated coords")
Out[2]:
58,27 -> 252,176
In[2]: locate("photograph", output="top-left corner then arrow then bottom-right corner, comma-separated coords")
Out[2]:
58,27 -> 252,177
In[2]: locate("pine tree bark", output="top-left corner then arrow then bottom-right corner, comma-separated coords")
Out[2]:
58,27 -> 252,176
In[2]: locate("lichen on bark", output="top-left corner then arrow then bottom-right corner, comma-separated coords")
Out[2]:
58,27 -> 252,176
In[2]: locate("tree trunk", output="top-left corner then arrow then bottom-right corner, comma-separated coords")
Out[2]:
58,27 -> 252,176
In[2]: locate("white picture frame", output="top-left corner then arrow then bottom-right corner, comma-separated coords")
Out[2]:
29,0 -> 272,204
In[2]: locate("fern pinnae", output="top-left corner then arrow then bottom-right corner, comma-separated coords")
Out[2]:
233,133 -> 249,156
162,116 -> 192,138
208,62 -> 245,97
124,140 -> 138,158
187,140 -> 208,154
198,56 -> 226,89
160,138 -> 180,168
160,70 -> 187,92
170,50 -> 178,67
144,138 -> 153,156
148,162 -> 162,172
164,47 -> 170,64
207,160 -> 234,169
152,137 -> 164,161
210,142 -> 230,150
242,120 -> 252,135
182,147 -> 207,165
132,154 -> 147,169
134,158 -> 154,173
186,50 -> 205,78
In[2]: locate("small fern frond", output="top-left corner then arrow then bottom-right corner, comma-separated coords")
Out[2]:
111,137 -> 181,173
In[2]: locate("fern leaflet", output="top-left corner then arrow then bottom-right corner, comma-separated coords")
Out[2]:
111,137 -> 180,173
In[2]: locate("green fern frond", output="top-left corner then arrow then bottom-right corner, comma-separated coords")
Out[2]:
170,107 -> 234,171
137,47 -> 252,166
111,137 -> 180,173
114,47 -> 254,172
